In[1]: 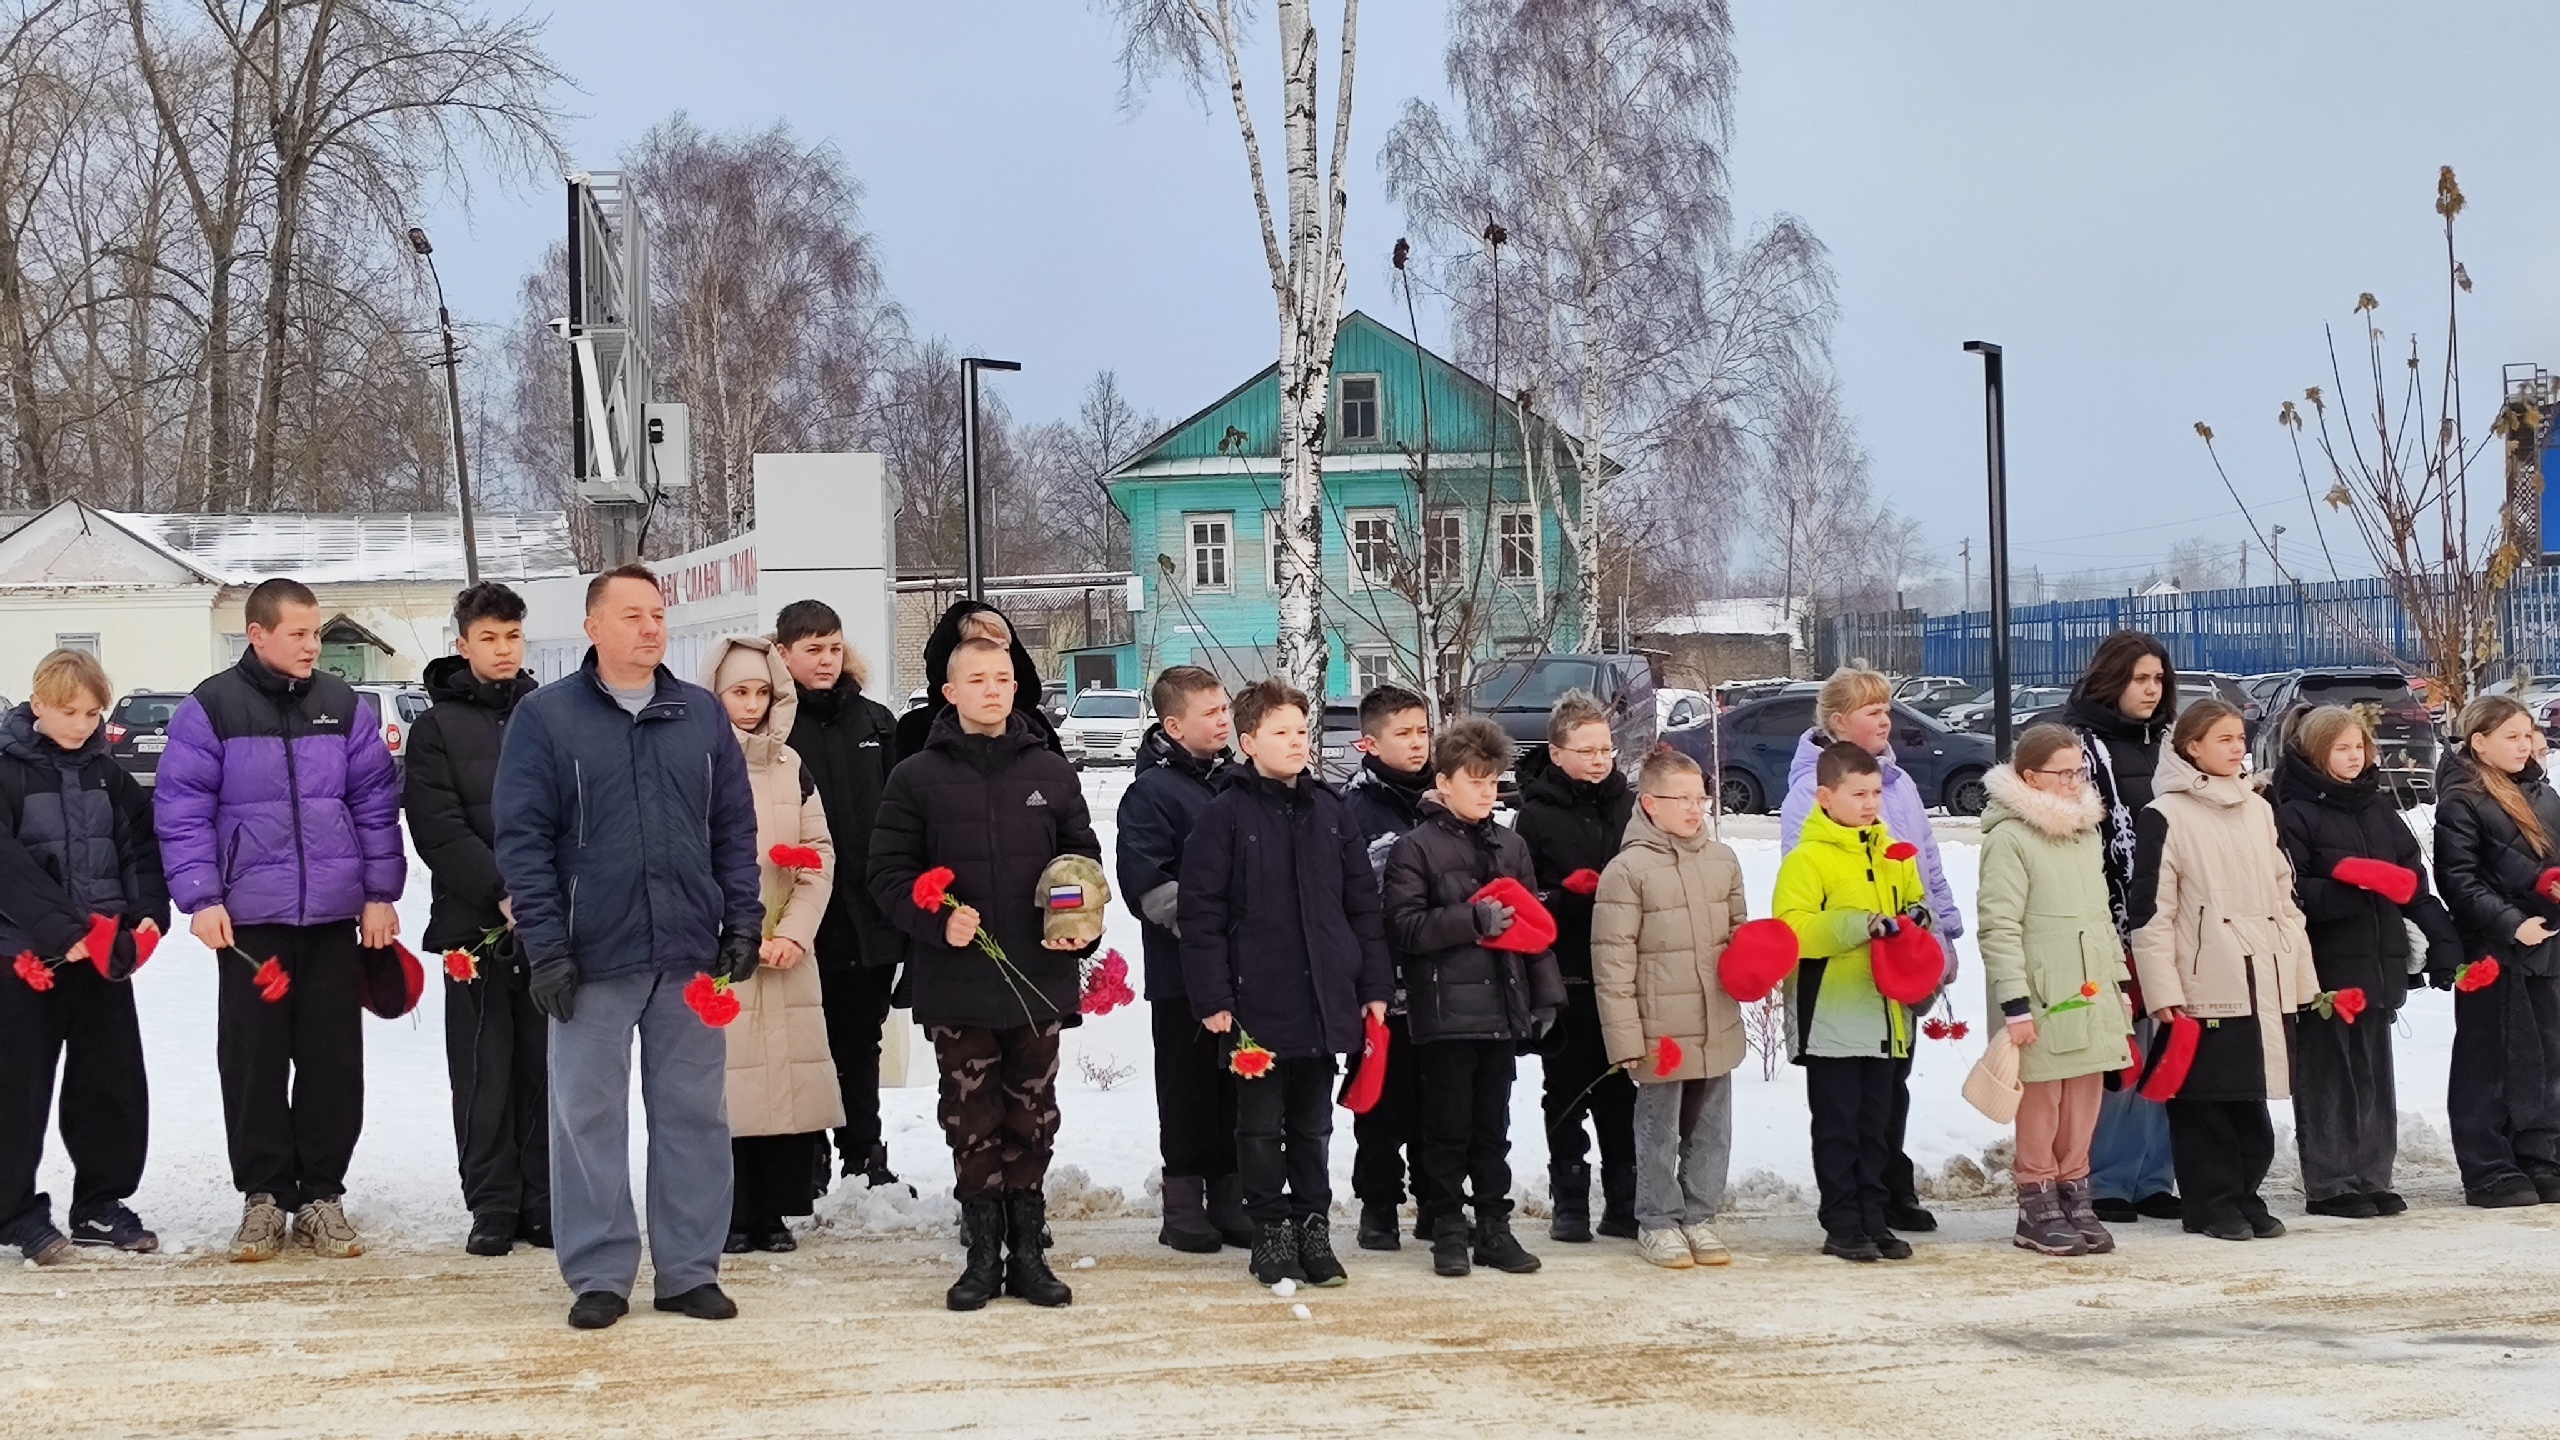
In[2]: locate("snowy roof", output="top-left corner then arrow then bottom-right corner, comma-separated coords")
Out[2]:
1644,598 -> 1798,638
102,510 -> 579,586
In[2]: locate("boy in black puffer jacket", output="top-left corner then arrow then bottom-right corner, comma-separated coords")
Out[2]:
0,649 -> 168,1264
1512,689 -> 1638,1244
1179,679 -> 1392,1287
1384,718 -> 1563,1278
1341,684 -> 1437,1250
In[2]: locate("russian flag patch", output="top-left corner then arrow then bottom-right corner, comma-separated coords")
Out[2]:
1046,886 -> 1086,910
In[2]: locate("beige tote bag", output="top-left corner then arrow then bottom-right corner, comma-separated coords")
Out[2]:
1960,1029 -> 2023,1124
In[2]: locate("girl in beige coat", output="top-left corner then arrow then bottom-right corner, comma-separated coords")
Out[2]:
1590,749 -> 1747,1271
708,635 -> 844,1253
2129,699 -> 2317,1243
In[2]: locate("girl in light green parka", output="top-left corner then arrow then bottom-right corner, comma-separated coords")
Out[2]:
1975,722 -> 2134,1258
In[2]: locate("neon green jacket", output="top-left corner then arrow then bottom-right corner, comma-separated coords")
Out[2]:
1774,805 -> 1926,1060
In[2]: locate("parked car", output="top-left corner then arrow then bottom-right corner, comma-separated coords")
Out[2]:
1713,677 -> 1796,711
1944,686 -> 2071,734
2179,672 -> 2264,740
2249,669 -> 2437,808
105,690 -> 189,787
1461,653 -> 1658,775
1893,675 -> 1984,718
1668,691 -> 1995,818
1318,699 -> 1361,783
350,682 -> 430,766
1039,680 -> 1069,725
1057,688 -> 1150,768
1657,687 -> 1712,732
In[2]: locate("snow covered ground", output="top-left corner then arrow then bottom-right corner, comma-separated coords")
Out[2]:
39,770 -> 2464,1253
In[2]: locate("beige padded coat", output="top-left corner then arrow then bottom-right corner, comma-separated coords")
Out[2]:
1589,806 -> 1749,1083
707,635 -> 846,1139
2129,746 -> 2318,1099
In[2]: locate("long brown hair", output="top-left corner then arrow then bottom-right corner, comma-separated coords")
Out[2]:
2076,631 -> 2178,722
2457,696 -> 2550,857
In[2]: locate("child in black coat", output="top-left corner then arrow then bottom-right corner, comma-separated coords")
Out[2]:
1179,679 -> 1392,1287
1340,684 -> 1437,1250
0,650 -> 168,1263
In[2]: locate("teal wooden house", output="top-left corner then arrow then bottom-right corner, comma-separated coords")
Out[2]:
1087,311 -> 1589,702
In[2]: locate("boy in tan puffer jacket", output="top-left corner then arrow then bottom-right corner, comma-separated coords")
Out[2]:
1590,748 -> 1748,1269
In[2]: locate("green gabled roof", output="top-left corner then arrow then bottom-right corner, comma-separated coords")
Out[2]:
1104,310 -> 1610,483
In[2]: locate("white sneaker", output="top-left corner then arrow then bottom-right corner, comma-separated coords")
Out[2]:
229,1194 -> 288,1263
292,1197 -> 365,1259
1637,1228 -> 1694,1269
1681,1222 -> 1732,1266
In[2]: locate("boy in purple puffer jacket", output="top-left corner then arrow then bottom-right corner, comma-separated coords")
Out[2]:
155,578 -> 404,1262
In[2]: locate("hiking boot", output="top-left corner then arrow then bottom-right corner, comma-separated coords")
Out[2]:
568,1291 -> 627,1330
1823,1231 -> 1882,1262
1356,1201 -> 1401,1252
1003,1193 -> 1072,1307
229,1193 -> 289,1263
1884,1195 -> 1938,1233
1157,1175 -> 1223,1254
2057,1178 -> 2115,1255
2013,1181 -> 2086,1256
2246,1210 -> 2286,1239
2134,1190 -> 2183,1220
293,1197 -> 365,1258
1596,1163 -> 1638,1239
1548,1162 -> 1593,1243
1296,1213 -> 1347,1287
1429,1213 -> 1472,1277
67,1201 -> 157,1254
1472,1212 -> 1542,1274
1637,1228 -> 1694,1269
2306,1193 -> 2379,1219
2370,1190 -> 2408,1216
2,1209 -> 72,1266
1251,1217 -> 1305,1286
653,1283 -> 738,1320
2090,1195 -> 2141,1224
466,1212 -> 517,1257
1205,1173 -> 1255,1249
2468,1176 -> 2542,1208
1870,1232 -> 1915,1261
517,1212 -> 554,1249
947,1198 -> 1006,1311
2184,1211 -> 2253,1240
1680,1222 -> 1732,1266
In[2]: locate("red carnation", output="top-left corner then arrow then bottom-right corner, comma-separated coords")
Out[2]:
683,972 -> 741,1027
444,949 -> 479,983
253,957 -> 290,1003
911,866 -> 956,913
13,950 -> 54,992
1884,841 -> 1918,862
1921,1015 -> 1949,1040
2456,957 -> 2503,993
1229,1028 -> 1275,1079
769,843 -> 825,871
1651,1034 -> 1684,1077
1562,868 -> 1602,897
1080,948 -> 1136,1016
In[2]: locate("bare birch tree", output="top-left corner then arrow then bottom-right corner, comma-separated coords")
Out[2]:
1105,0 -> 1358,693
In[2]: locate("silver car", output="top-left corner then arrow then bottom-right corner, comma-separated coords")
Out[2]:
1057,689 -> 1150,768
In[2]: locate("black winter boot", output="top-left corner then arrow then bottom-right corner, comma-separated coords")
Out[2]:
946,1199 -> 1007,1311
1296,1214 -> 1347,1286
1251,1218 -> 1305,1285
1158,1175 -> 1223,1253
1356,1201 -> 1401,1251
465,1211 -> 516,1257
1003,1193 -> 1073,1307
1429,1213 -> 1472,1277
1205,1173 -> 1255,1248
1596,1161 -> 1638,1239
1548,1162 -> 1593,1243
1473,1211 -> 1543,1273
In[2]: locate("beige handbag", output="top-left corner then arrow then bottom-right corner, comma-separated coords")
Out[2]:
1960,1029 -> 2024,1124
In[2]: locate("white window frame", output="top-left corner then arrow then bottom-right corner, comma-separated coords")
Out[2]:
1346,507 -> 1400,592
1263,509 -> 1286,592
1351,647 -> 1401,697
1336,372 -> 1382,443
53,632 -> 100,657
1186,512 -> 1234,594
1421,508 -> 1464,585
1493,504 -> 1541,581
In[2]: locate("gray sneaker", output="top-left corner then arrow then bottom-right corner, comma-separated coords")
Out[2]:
229,1193 -> 289,1262
293,1197 -> 365,1259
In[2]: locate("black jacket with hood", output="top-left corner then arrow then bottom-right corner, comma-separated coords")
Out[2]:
0,704 -> 166,960
786,659 -> 906,973
2269,747 -> 2460,1007
2063,688 -> 2171,941
891,599 -> 1061,762
405,655 -> 539,954
1511,744 -> 1636,992
1381,795 -> 1564,1045
2433,747 -> 2560,979
1116,723 -> 1231,1002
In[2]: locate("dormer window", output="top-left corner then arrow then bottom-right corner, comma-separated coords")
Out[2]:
1337,374 -> 1380,442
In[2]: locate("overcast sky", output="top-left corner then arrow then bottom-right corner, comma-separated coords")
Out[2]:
419,1 -> 2560,591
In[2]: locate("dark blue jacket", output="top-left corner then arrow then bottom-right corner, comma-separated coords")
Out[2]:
1177,768 -> 1393,1058
1342,753 -> 1432,881
0,706 -> 167,958
492,651 -> 763,982
1115,723 -> 1230,1002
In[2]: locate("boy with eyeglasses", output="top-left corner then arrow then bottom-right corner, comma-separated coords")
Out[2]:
1512,690 -> 1638,1243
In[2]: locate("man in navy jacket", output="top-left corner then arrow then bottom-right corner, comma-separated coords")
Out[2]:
494,565 -> 762,1330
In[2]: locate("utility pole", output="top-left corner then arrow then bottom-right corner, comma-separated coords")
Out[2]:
406,227 -> 479,585
2271,524 -> 2286,579
1782,498 -> 1799,621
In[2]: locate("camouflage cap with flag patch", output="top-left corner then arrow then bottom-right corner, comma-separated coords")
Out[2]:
1036,853 -> 1112,947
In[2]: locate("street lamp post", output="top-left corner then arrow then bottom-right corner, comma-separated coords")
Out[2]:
2271,524 -> 2287,579
1963,340 -> 2013,757
407,227 -> 480,586
959,357 -> 1022,601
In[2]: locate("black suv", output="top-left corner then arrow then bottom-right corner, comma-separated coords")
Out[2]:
1461,654 -> 1658,778
107,691 -> 189,787
1667,690 -> 1996,817
2249,669 -> 2437,807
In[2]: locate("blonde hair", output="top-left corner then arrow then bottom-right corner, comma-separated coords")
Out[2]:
2010,722 -> 2082,773
2457,695 -> 2549,857
1636,745 -> 1701,791
2291,705 -> 2375,778
1816,666 -> 1892,735
30,649 -> 110,709
957,611 -> 1011,646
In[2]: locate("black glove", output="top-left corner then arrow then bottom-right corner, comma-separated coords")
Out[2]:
528,954 -> 580,1022
714,929 -> 760,985
1473,900 -> 1516,938
2425,959 -> 2461,991
103,926 -> 140,982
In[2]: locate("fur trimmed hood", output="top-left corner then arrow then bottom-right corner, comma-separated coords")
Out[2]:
1981,761 -> 2104,839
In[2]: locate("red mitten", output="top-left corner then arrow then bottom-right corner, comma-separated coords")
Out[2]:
81,914 -> 119,979
2539,868 -> 2560,905
1341,1012 -> 1391,1114
128,921 -> 158,971
2332,857 -> 2419,906
1717,919 -> 1800,1003
1562,868 -> 1602,897
2136,1014 -> 2202,1101
1469,877 -> 1559,953
1868,916 -> 1946,1005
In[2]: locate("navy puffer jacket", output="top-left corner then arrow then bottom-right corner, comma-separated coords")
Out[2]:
1116,723 -> 1230,1002
0,706 -> 167,958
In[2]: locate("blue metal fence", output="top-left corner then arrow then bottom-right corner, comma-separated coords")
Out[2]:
1825,572 -> 2560,687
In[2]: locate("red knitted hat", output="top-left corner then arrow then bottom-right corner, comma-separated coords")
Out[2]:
1868,917 -> 1945,1006
2136,1014 -> 2202,1101
1340,1011 -> 1392,1114
1470,876 -> 1559,954
1718,919 -> 1800,1003
355,941 -> 426,1020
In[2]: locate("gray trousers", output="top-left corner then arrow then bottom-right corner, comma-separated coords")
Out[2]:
549,969 -> 731,1300
1632,1073 -> 1732,1231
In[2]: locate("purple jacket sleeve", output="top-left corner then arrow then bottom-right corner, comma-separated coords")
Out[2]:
345,695 -> 406,904
152,697 -> 226,914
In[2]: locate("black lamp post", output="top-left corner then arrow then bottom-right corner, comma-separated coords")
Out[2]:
1963,340 -> 2013,757
960,357 -> 1021,600
408,226 -> 480,586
